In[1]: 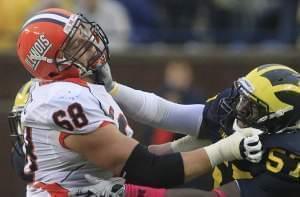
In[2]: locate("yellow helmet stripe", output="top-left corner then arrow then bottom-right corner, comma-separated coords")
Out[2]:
244,75 -> 293,113
272,84 -> 300,94
255,64 -> 297,76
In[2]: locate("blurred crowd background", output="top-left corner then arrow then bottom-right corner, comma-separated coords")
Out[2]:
1,0 -> 300,51
1,0 -> 300,196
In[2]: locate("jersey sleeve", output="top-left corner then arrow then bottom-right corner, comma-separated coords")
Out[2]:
46,84 -> 114,134
198,88 -> 235,140
237,173 -> 300,197
112,83 -> 204,136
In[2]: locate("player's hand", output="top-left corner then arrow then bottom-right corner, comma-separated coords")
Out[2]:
240,135 -> 263,163
233,122 -> 264,163
93,63 -> 115,92
69,174 -> 125,197
202,123 -> 263,167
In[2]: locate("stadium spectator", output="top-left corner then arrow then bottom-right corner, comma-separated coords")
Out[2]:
249,0 -> 299,46
208,0 -> 299,46
0,0 -> 71,51
147,60 -> 206,145
117,0 -> 161,44
0,0 -> 36,51
156,0 -> 200,44
29,0 -> 73,14
75,0 -> 131,50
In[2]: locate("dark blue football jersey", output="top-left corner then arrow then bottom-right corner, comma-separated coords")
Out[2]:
200,88 -> 300,197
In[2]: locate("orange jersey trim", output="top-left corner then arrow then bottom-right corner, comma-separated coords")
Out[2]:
39,78 -> 89,87
59,120 -> 113,149
99,120 -> 113,128
33,182 -> 69,197
59,132 -> 71,149
62,78 -> 88,87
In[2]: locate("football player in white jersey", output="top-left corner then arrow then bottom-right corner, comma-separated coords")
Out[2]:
16,8 -> 262,197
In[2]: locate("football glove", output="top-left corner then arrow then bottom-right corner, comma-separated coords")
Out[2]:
204,129 -> 263,167
93,63 -> 115,92
233,121 -> 263,163
240,135 -> 263,163
69,174 -> 125,197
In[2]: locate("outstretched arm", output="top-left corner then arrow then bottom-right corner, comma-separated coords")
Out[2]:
94,63 -> 204,137
112,83 -> 204,136
65,123 -> 249,188
148,135 -> 211,155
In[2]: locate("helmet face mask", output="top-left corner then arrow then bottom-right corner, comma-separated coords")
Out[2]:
219,81 -> 270,131
8,109 -> 24,156
234,80 -> 270,129
56,14 -> 109,76
8,80 -> 33,156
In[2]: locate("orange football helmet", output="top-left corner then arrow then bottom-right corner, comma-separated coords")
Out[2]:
17,8 -> 109,80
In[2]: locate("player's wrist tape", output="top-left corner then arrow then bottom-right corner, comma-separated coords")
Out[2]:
203,132 -> 243,167
171,135 -> 203,152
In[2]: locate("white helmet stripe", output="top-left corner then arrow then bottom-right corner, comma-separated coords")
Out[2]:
22,13 -> 69,29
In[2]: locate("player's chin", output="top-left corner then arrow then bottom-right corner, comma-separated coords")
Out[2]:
237,119 -> 249,128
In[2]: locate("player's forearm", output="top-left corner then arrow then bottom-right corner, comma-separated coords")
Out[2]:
171,135 -> 211,152
182,131 -> 244,180
111,83 -> 204,136
148,142 -> 174,155
148,136 -> 210,156
181,148 -> 212,181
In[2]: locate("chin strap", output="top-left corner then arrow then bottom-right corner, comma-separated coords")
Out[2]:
30,55 -> 56,64
257,106 -> 294,123
274,121 -> 300,134
30,55 -> 74,67
30,55 -> 94,77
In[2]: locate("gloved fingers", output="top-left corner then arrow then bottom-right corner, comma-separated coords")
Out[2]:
84,174 -> 103,184
247,151 -> 263,163
244,140 -> 262,152
109,177 -> 126,185
241,135 -> 263,163
68,188 -> 90,196
244,135 -> 260,144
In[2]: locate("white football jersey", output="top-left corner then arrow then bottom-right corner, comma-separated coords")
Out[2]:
21,79 -> 133,196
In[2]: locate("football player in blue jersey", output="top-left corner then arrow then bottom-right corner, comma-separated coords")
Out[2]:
90,63 -> 300,197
